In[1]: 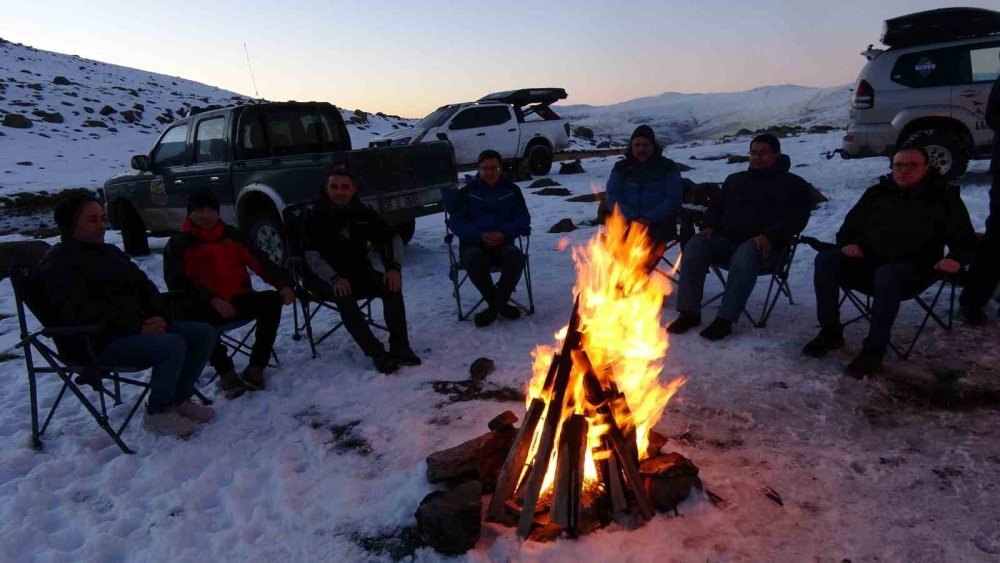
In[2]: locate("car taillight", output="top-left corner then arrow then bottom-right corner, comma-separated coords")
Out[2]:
852,80 -> 874,109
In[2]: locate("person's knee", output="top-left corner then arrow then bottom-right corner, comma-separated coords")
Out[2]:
681,236 -> 711,266
143,333 -> 187,363
729,241 -> 761,271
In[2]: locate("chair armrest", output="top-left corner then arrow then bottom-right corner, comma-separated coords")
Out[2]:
41,324 -> 102,338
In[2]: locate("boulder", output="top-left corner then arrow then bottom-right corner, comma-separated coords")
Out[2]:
675,162 -> 694,172
574,126 -> 594,140
469,357 -> 494,381
559,159 -> 585,174
640,452 -> 701,513
566,193 -> 601,203
596,141 -> 611,149
2,114 -> 32,128
535,187 -> 571,197
807,183 -> 829,208
548,218 -> 578,233
82,120 -> 107,128
99,105 -> 115,116
726,154 -> 750,164
527,178 -> 560,189
31,110 -> 63,123
120,109 -> 141,123
488,411 -> 518,432
132,103 -> 145,112
426,427 -> 517,492
414,481 -> 482,555
52,76 -> 73,85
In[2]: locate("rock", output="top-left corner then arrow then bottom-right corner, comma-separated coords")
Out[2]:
675,162 -> 694,172
15,161 -> 31,166
120,109 -> 141,123
574,126 -> 594,140
469,357 -> 494,381
559,159 -> 585,174
527,178 -> 560,189
566,193 -> 601,203
548,218 -> 578,233
736,128 -> 754,136
488,411 -> 518,431
31,110 -> 63,123
52,76 -> 72,86
596,141 -> 611,149
155,115 -> 173,124
83,106 -> 94,114
99,105 -> 115,116
414,481 -> 482,555
647,429 -> 668,457
132,103 -> 145,112
2,114 -> 32,129
807,125 -> 836,134
535,187 -> 571,197
726,154 -> 750,164
640,452 -> 701,513
82,120 -> 107,128
425,427 -> 516,492
807,184 -> 829,208
26,83 -> 43,91
0,241 -> 51,279
353,109 -> 368,123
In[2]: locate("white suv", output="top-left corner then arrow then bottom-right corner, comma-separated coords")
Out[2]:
841,8 -> 1000,181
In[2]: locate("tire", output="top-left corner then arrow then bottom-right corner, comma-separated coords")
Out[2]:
117,201 -> 150,256
527,144 -> 553,176
246,211 -> 286,268
395,219 -> 416,245
902,129 -> 970,182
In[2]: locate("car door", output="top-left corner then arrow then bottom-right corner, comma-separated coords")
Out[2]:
955,41 -> 1000,151
183,114 -> 234,221
142,121 -> 192,231
481,105 -> 520,158
444,107 -> 492,165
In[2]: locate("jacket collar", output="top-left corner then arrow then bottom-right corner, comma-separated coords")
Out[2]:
182,217 -> 226,241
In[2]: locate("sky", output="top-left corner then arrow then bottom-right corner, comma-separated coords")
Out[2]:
3,1 -> 997,117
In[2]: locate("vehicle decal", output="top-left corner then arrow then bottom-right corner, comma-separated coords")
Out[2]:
150,176 -> 167,205
914,57 -> 936,78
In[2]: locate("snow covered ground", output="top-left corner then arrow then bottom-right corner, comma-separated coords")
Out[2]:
0,129 -> 998,562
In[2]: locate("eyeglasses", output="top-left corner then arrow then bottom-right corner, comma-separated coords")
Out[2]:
749,151 -> 774,157
479,165 -> 501,172
891,162 -> 925,171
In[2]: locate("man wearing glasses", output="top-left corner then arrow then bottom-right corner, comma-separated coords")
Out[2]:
803,146 -> 976,376
447,149 -> 531,327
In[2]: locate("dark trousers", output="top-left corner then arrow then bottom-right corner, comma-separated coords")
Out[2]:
182,291 -> 283,373
315,270 -> 410,357
676,234 -> 773,322
460,244 -> 525,310
814,249 -> 928,350
960,175 -> 1000,311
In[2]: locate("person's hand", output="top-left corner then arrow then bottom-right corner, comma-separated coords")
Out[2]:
752,234 -> 772,260
210,298 -> 237,319
841,244 -> 863,258
141,316 -> 167,334
333,278 -> 352,297
385,269 -> 402,292
696,228 -> 713,237
482,232 -> 504,247
279,287 -> 295,306
935,258 -> 961,274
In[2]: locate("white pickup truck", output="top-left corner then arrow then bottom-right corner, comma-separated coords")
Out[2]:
369,88 -> 571,175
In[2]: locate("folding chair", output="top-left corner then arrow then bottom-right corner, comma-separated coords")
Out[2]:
282,204 -> 386,359
700,235 -> 801,328
10,262 -> 212,454
196,318 -> 281,387
656,205 -> 705,283
441,187 -> 535,321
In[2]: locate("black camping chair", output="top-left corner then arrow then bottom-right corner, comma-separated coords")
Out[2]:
441,186 -> 535,321
10,262 -> 213,454
282,203 -> 386,359
657,183 -> 720,283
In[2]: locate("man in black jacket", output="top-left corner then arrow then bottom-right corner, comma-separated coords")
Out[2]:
804,146 -> 977,375
37,194 -> 217,437
302,167 -> 419,374
668,134 -> 812,340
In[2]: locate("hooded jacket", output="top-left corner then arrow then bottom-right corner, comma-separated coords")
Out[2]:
447,176 -> 531,247
302,192 -> 401,284
605,149 -> 683,225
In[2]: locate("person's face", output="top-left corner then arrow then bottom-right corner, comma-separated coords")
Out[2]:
189,206 -> 220,229
73,201 -> 106,244
478,158 -> 502,186
631,137 -> 654,162
325,174 -> 357,206
748,141 -> 778,170
891,149 -> 929,190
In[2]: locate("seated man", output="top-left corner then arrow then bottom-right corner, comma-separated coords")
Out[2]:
605,124 -> 683,255
164,189 -> 295,398
804,146 -> 976,376
303,166 -> 420,374
448,149 -> 532,328
38,193 -> 216,438
668,134 -> 812,340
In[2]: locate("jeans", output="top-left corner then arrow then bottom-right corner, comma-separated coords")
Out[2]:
460,244 -> 525,310
675,234 -> 769,322
98,321 -> 216,414
179,290 -> 283,372
960,174 -> 999,311
314,270 -> 410,358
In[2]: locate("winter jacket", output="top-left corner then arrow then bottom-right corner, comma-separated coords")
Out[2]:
37,238 -> 167,360
447,176 -> 531,247
836,171 -> 977,271
302,193 -> 402,284
163,218 -> 289,303
605,152 -> 683,226
987,74 -> 1000,174
702,157 -> 812,248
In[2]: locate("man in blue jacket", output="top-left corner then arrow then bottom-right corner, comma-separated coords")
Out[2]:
605,124 -> 683,255
448,149 -> 532,327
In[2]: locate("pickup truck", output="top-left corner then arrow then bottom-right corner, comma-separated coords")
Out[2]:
369,88 -> 570,175
102,101 -> 457,265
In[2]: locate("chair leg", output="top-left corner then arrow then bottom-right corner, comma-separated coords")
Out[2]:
23,343 -> 42,450
300,298 -> 319,359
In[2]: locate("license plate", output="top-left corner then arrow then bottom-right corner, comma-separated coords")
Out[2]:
384,192 -> 422,211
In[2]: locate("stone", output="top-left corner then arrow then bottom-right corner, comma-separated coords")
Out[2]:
559,159 -> 585,174
640,452 -> 701,513
414,481 -> 482,555
675,162 -> 694,172
2,114 -> 32,128
31,110 -> 62,123
469,357 -> 494,381
120,109 -> 141,123
15,161 -> 31,166
726,154 -> 750,164
82,120 -> 107,128
548,218 -> 577,233
527,178 -> 560,189
535,187 -> 571,197
566,193 -> 601,203
647,429 -> 668,457
596,141 -> 611,149
132,103 -> 145,112
807,183 -> 828,208
52,76 -> 72,86
99,105 -> 115,116
426,427 -> 516,492
488,411 -> 518,431
574,126 -> 594,140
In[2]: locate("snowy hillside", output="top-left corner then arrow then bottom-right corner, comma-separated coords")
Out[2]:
0,38 -> 415,195
561,84 -> 851,145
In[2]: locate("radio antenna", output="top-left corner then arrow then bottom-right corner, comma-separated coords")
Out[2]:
243,42 -> 260,99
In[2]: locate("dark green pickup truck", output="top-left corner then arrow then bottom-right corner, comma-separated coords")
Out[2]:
102,101 -> 457,264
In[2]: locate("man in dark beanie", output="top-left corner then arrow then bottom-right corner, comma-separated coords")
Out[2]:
38,193 -> 217,438
605,125 -> 683,260
164,189 -> 294,397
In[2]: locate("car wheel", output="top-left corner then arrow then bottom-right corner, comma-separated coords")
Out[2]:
395,219 -> 416,245
527,144 -> 553,176
117,201 -> 150,256
248,212 -> 286,268
903,129 -> 969,182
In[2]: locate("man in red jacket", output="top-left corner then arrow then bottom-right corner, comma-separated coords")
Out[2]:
164,189 -> 294,397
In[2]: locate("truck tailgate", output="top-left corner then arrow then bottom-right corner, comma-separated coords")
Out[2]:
346,140 -> 457,220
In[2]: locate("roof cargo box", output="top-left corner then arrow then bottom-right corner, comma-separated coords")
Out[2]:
881,8 -> 1000,48
478,88 -> 568,107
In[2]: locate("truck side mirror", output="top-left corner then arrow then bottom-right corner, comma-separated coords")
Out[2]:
131,155 -> 151,171
436,133 -> 449,141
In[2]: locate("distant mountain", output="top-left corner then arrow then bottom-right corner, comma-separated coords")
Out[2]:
560,84 -> 851,145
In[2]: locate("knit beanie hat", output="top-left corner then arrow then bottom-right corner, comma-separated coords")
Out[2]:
187,188 -> 221,215
630,124 -> 656,144
54,192 -> 100,237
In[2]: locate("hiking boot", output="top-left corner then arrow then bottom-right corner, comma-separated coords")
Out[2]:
217,369 -> 246,400
241,366 -> 265,391
845,346 -> 885,378
699,317 -> 732,341
666,311 -> 701,334
474,308 -> 498,328
372,352 -> 399,374
176,399 -> 215,424
498,304 -> 522,320
389,345 -> 422,367
143,409 -> 197,437
802,328 -> 845,358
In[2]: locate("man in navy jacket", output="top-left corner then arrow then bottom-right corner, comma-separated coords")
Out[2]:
448,150 -> 531,327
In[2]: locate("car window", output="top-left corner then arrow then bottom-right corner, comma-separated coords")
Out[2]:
891,48 -> 963,88
304,111 -> 349,152
237,112 -> 268,160
152,123 -> 190,167
967,44 -> 1000,83
194,116 -> 226,163
449,106 -> 512,130
264,107 -> 328,156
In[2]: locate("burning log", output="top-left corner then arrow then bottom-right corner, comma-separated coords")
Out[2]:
550,414 -> 588,531
486,399 -> 544,521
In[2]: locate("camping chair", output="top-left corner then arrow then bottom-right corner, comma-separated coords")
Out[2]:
657,204 -> 708,283
441,186 -> 535,321
282,203 -> 386,359
700,235 -> 801,328
195,318 -> 281,387
10,262 -> 212,455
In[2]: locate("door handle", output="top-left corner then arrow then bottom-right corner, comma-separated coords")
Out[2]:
507,128 -> 516,132
210,176 -> 220,182
476,133 -> 486,137
173,180 -> 183,185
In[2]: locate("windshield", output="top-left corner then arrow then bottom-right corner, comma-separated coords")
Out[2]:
414,105 -> 460,129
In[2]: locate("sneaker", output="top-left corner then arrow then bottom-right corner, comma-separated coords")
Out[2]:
845,347 -> 885,378
217,369 -> 246,400
373,352 -> 399,374
498,304 -> 522,320
699,317 -> 732,341
802,328 -> 845,358
474,308 -> 498,328
176,399 -> 215,424
143,409 -> 197,437
390,345 -> 422,366
666,311 -> 701,334
241,366 -> 265,391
